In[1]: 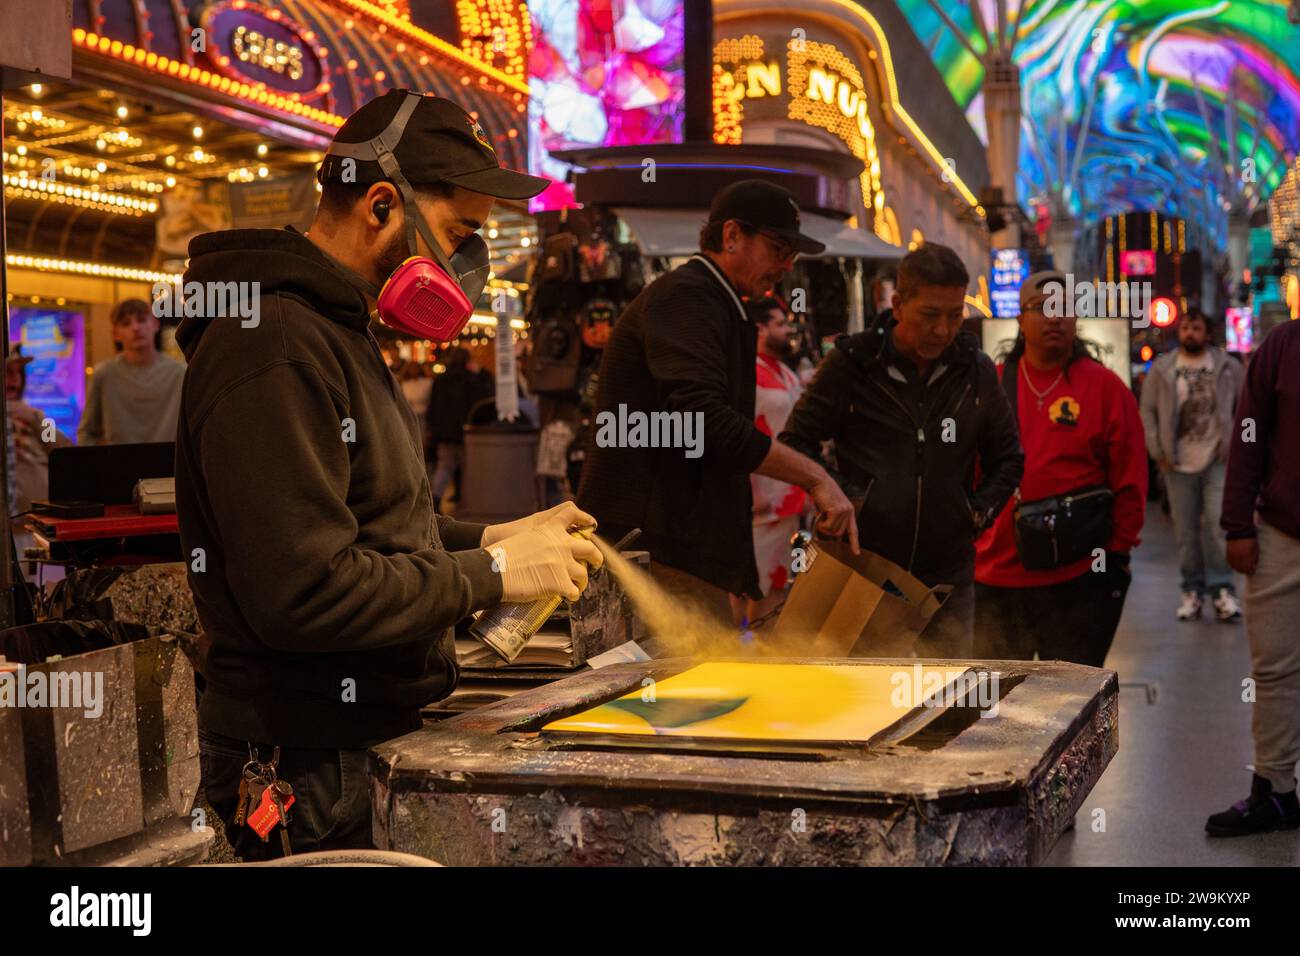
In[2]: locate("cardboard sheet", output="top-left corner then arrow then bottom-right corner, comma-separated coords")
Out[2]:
773,541 -> 952,657
542,662 -> 970,746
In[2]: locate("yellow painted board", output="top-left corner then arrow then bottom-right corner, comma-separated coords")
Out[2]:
543,662 -> 970,743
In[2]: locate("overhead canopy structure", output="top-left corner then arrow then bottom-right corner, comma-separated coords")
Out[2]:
68,0 -> 528,149
801,214 -> 907,260
4,1 -> 534,272
895,0 -> 1300,246
613,206 -> 905,260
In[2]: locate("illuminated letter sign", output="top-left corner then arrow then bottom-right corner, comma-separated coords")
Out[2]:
201,1 -> 323,95
990,249 -> 1030,318
746,60 -> 781,98
786,39 -> 882,227
714,33 -> 886,236
720,59 -> 781,103
807,67 -> 837,105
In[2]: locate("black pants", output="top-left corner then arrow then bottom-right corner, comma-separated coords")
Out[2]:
912,556 -> 976,658
974,566 -> 1131,667
199,729 -> 374,861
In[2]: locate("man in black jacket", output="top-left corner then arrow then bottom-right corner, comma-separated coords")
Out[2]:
578,180 -> 857,626
176,91 -> 601,858
780,243 -> 1023,656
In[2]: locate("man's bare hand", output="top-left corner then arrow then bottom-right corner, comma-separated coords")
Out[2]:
811,477 -> 859,554
1226,537 -> 1259,576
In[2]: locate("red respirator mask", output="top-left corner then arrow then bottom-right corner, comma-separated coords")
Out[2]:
321,94 -> 491,340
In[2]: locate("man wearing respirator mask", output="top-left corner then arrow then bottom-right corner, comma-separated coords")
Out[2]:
174,91 -> 600,857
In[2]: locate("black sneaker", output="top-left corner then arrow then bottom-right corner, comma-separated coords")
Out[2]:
1205,774 -> 1300,837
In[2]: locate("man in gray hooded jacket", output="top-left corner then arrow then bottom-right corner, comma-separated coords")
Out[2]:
1139,308 -> 1243,623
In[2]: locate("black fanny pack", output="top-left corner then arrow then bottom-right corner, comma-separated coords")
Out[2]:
1002,357 -> 1115,570
1013,485 -> 1114,570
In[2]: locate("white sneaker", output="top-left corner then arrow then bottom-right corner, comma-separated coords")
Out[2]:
1213,589 -> 1243,623
1177,591 -> 1202,621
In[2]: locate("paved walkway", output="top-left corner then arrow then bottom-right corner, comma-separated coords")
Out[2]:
1047,503 -> 1300,865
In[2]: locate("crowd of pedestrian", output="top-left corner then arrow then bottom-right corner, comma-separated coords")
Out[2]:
573,187 -> 1295,839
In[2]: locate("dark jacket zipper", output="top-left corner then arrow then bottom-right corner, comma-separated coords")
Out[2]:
867,375 -> 925,571
866,367 -> 972,572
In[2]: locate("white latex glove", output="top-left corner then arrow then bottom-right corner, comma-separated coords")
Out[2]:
481,501 -> 597,547
489,522 -> 605,603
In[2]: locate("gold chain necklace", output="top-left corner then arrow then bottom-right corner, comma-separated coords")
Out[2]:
1021,358 -> 1064,411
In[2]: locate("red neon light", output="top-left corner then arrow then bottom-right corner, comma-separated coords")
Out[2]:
1151,297 -> 1178,328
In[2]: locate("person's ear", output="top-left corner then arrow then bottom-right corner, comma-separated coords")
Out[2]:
722,219 -> 741,254
365,183 -> 399,229
891,290 -> 902,313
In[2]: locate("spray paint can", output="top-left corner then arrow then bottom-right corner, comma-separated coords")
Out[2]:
469,525 -> 596,663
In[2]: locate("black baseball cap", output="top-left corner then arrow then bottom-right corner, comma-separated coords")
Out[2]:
707,179 -> 825,255
317,89 -> 550,200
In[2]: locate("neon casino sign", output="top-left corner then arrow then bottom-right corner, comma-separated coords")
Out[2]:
714,34 -> 884,239
199,1 -> 324,96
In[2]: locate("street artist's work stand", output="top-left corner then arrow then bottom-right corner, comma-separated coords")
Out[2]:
371,657 -> 1117,866
25,504 -> 181,570
27,505 -> 179,543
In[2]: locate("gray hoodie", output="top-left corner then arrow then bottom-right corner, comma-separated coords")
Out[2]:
1139,345 -> 1242,469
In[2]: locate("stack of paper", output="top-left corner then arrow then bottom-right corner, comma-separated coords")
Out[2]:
456,621 -> 575,669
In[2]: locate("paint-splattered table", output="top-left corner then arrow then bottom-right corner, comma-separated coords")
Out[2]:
370,657 -> 1117,866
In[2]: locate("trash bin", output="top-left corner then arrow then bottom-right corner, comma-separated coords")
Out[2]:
456,407 -> 539,524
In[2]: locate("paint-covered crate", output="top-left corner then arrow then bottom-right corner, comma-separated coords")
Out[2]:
0,628 -> 203,864
373,657 -> 1118,866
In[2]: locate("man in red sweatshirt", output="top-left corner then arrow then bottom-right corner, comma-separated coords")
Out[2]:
974,271 -> 1148,666
1205,318 -> 1300,837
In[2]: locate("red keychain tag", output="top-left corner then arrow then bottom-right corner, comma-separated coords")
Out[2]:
247,787 -> 295,839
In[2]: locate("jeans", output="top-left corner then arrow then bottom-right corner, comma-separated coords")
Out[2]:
199,729 -> 374,861
974,562 -> 1132,667
1164,460 -> 1233,595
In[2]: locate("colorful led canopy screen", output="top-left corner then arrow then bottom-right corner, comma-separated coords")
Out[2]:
893,1 -> 1300,245
527,0 -> 686,211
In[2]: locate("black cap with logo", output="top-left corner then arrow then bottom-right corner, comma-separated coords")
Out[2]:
707,179 -> 825,255
317,89 -> 550,200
